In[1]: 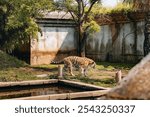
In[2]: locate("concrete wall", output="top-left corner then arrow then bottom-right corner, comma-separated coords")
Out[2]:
86,21 -> 145,63
30,19 -> 77,65
30,18 -> 145,65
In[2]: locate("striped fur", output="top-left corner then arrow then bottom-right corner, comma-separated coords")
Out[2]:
62,56 -> 96,76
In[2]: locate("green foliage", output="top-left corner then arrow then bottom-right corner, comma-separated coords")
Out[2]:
83,20 -> 100,34
124,0 -> 150,11
91,3 -> 133,15
110,3 -> 134,13
0,0 -> 53,51
0,0 -> 135,53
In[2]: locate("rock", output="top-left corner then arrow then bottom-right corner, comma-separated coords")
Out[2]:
103,53 -> 150,99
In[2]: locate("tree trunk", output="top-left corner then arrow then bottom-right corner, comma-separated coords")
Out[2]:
144,12 -> 150,56
78,25 -> 82,56
0,13 -> 7,49
80,31 -> 88,57
77,0 -> 83,57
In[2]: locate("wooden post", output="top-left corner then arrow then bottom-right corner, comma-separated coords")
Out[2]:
115,70 -> 122,83
58,65 -> 63,79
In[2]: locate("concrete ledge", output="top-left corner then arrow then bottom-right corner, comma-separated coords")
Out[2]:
68,90 -> 109,99
10,90 -> 109,100
59,80 -> 110,90
0,79 -> 58,87
0,79 -> 109,90
0,79 -> 110,100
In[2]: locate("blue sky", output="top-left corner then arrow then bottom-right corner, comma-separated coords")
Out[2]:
102,0 -> 120,7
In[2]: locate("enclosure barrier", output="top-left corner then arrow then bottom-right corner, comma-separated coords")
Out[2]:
0,79 -> 110,100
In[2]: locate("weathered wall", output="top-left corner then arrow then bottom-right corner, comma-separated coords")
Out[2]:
86,21 -> 145,63
30,19 -> 77,65
30,12 -> 145,65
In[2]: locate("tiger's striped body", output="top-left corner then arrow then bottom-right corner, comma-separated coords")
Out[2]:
62,56 -> 96,76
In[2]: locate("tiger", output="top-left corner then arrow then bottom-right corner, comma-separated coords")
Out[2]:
54,56 -> 96,76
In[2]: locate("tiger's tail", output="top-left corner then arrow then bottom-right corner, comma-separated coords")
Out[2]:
51,59 -> 64,64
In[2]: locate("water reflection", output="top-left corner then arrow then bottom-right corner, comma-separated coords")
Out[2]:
0,84 -> 83,99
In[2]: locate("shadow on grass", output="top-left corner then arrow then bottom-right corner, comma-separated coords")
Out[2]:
0,50 -> 27,70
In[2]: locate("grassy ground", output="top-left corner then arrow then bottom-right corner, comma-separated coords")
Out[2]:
61,62 -> 134,87
0,50 -> 135,87
0,50 -> 48,82
29,61 -> 134,87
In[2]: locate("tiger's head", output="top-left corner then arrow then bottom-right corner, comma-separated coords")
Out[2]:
90,61 -> 96,69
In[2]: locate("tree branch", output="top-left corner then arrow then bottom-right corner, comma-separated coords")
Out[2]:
62,0 -> 78,24
68,10 -> 78,24
81,0 -> 98,24
81,0 -> 85,17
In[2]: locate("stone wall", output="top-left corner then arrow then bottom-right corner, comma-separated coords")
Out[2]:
30,12 -> 145,65
86,21 -> 145,63
30,19 -> 77,65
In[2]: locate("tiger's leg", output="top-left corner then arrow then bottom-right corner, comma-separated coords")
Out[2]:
84,68 -> 88,77
63,64 -> 68,71
63,61 -> 73,76
80,67 -> 87,76
63,60 -> 70,73
69,67 -> 75,76
80,67 -> 84,76
68,62 -> 75,76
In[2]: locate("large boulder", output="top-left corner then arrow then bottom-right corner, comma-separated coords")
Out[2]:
103,53 -> 150,99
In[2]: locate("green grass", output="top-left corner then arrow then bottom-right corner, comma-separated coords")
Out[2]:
38,62 -> 135,87
0,50 -> 27,70
0,50 -> 48,82
0,50 -> 135,88
63,76 -> 116,88
96,62 -> 135,70
0,68 -> 37,82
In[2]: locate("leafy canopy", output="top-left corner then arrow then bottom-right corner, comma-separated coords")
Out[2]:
54,0 -> 133,35
0,0 -> 53,51
123,0 -> 150,11
54,0 -> 101,34
0,0 -> 134,52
